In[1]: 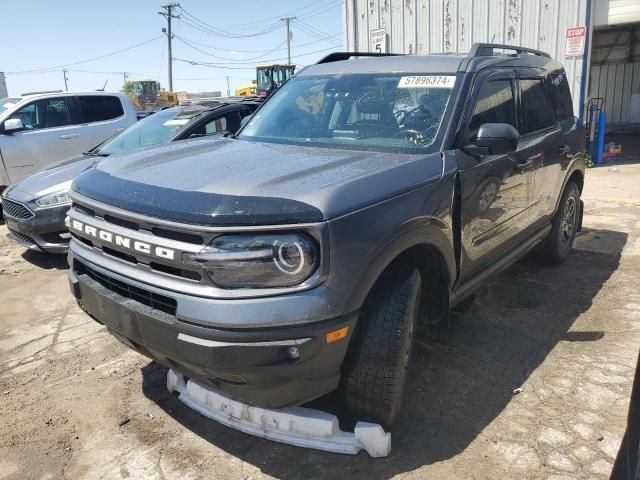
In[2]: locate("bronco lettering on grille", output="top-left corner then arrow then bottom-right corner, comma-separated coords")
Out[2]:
70,219 -> 175,260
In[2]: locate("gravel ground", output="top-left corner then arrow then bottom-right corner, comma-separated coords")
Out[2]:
0,163 -> 639,480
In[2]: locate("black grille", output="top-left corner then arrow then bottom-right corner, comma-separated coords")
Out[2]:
8,229 -> 36,245
72,203 -> 95,217
2,198 -> 34,220
104,214 -> 139,231
151,227 -> 203,245
76,261 -> 177,315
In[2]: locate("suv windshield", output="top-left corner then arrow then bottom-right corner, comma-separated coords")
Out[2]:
240,72 -> 457,152
97,108 -> 188,155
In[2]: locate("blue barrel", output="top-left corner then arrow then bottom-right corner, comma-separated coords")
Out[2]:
594,111 -> 606,165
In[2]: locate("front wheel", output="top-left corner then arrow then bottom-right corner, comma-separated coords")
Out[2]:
340,265 -> 422,427
534,181 -> 581,266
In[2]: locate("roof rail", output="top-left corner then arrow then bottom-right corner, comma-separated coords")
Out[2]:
316,52 -> 403,64
20,89 -> 64,96
468,43 -> 551,59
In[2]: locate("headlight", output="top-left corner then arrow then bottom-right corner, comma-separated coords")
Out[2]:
35,190 -> 71,207
184,233 -> 320,289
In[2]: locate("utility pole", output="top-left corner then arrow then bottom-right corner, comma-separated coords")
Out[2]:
123,72 -> 128,85
62,69 -> 69,91
226,76 -> 230,96
281,17 -> 296,64
159,3 -> 180,92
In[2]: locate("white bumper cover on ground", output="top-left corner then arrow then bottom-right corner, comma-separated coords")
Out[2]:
167,369 -> 391,457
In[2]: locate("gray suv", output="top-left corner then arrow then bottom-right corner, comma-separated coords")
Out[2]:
66,44 -> 585,427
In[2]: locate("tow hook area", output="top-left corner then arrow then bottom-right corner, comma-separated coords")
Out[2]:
167,369 -> 392,457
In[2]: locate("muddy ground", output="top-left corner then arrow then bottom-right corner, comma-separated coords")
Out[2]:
1,163 -> 639,480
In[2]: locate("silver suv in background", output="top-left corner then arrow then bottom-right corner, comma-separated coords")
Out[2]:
0,91 -> 136,190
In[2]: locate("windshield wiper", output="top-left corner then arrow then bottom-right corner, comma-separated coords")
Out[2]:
83,151 -> 110,157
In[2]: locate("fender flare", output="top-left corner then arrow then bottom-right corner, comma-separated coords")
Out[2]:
343,217 -> 456,314
552,155 -> 586,216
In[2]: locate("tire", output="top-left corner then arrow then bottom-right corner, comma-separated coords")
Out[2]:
340,265 -> 422,427
534,181 -> 581,266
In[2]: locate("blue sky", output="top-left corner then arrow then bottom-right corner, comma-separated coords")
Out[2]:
1,0 -> 343,96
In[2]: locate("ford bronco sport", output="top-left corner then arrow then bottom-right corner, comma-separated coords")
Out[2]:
66,44 -> 585,427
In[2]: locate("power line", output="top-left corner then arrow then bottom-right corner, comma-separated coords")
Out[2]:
173,45 -> 338,69
179,16 -> 278,39
295,1 -> 342,21
5,36 -> 164,74
173,59 -> 256,70
176,33 -> 342,53
295,19 -> 341,45
178,7 -> 281,39
202,0 -> 340,30
174,35 -> 287,62
17,68 -> 213,81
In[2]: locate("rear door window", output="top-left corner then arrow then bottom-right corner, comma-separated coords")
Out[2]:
188,111 -> 241,138
519,79 -> 556,134
77,95 -> 124,123
468,79 -> 517,138
10,98 -> 71,130
549,73 -> 574,120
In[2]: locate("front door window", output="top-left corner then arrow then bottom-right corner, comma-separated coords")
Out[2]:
10,98 -> 71,130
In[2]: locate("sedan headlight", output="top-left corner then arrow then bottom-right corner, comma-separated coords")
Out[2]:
35,190 -> 71,208
184,233 -> 320,289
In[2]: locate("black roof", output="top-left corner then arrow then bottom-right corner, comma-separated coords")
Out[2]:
304,43 -> 564,76
174,97 -> 263,120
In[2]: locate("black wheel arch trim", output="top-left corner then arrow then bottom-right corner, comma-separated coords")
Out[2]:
553,156 -> 585,216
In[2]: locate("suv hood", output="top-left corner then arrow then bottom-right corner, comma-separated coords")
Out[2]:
72,138 -> 444,225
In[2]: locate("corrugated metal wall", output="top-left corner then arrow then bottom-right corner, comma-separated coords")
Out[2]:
590,63 -> 640,123
343,0 -> 589,116
599,0 -> 640,26
588,25 -> 640,124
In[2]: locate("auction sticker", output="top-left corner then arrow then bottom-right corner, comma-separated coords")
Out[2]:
398,75 -> 456,89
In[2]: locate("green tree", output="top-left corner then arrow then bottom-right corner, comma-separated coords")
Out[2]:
121,81 -> 136,94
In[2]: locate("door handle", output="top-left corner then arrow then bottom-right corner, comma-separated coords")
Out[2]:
60,134 -> 79,139
558,143 -> 571,155
516,159 -> 533,173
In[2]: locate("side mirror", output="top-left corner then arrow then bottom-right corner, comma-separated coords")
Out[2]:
464,123 -> 519,156
2,118 -> 25,134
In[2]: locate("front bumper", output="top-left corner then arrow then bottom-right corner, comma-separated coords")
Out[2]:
2,193 -> 70,254
68,253 -> 357,408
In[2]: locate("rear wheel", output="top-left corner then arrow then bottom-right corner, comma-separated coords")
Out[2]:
534,182 -> 581,266
340,264 -> 422,427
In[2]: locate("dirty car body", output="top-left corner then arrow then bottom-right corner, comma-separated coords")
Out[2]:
66,45 -> 585,423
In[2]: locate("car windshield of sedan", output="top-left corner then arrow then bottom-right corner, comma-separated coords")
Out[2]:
239,72 -> 457,152
97,108 -> 189,155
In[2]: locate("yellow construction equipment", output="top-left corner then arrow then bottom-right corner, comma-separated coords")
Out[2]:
127,80 -> 179,111
235,80 -> 257,97
255,64 -> 296,97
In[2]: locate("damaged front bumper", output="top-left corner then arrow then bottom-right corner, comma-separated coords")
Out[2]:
167,369 -> 391,457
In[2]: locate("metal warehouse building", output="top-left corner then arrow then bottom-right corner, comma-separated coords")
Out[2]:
342,0 -> 640,126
